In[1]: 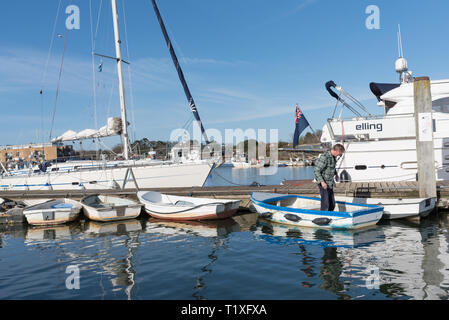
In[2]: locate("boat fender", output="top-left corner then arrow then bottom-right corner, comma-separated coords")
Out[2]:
339,170 -> 350,183
285,214 -> 301,222
260,212 -> 272,219
312,217 -> 332,225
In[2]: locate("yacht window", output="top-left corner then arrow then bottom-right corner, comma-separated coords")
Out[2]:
384,100 -> 397,114
355,165 -> 367,170
432,97 -> 449,113
385,100 -> 396,108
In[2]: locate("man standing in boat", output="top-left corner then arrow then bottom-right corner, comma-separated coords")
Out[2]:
314,144 -> 345,211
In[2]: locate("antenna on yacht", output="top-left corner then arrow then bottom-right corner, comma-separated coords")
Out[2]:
395,24 -> 412,84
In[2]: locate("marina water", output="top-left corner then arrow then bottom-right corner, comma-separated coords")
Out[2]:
1,166 -> 449,300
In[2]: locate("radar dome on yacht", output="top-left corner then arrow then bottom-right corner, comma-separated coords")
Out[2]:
395,57 -> 408,73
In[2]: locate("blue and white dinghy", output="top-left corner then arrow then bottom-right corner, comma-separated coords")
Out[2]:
250,192 -> 383,230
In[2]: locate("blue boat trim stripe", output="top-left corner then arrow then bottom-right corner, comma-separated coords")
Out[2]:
256,194 -> 381,209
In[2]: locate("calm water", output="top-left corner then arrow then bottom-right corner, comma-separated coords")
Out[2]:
1,167 -> 449,300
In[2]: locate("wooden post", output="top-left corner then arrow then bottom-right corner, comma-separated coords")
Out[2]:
414,76 -> 437,198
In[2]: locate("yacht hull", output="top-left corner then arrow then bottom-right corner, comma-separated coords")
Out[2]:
0,162 -> 213,191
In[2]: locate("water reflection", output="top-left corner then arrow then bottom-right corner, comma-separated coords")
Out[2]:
192,236 -> 229,300
8,220 -> 143,299
319,247 -> 350,299
143,217 -> 241,238
0,223 -> 28,241
254,219 -> 385,248
84,219 -> 143,237
254,216 -> 449,300
81,219 -> 142,300
0,211 -> 449,299
142,217 -> 242,300
254,219 -> 386,299
25,224 -> 78,242
341,217 -> 449,300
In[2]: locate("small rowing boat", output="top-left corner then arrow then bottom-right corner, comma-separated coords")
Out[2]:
80,195 -> 143,222
250,192 -> 383,230
334,196 -> 436,220
23,199 -> 82,226
137,191 -> 241,221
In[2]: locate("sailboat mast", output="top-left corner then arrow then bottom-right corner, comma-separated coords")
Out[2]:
111,0 -> 130,160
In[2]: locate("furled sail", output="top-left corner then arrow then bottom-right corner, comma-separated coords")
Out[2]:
51,117 -> 123,143
151,0 -> 209,144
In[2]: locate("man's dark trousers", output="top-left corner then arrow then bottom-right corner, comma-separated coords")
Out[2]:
318,184 -> 335,211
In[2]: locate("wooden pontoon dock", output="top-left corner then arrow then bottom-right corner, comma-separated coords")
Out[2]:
1,180 -> 449,224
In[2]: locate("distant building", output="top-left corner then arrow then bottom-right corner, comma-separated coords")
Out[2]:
0,143 -> 74,165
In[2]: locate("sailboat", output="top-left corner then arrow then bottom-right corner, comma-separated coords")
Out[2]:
0,0 -> 214,191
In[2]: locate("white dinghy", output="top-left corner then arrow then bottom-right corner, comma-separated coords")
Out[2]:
137,191 -> 241,221
23,199 -> 82,226
335,196 -> 436,220
81,195 -> 143,222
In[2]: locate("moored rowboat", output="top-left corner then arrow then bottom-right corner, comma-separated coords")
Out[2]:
23,199 -> 82,226
137,191 -> 240,221
250,192 -> 383,230
334,196 -> 436,220
81,195 -> 143,222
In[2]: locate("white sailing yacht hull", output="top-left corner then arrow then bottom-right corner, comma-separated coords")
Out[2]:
0,162 -> 213,191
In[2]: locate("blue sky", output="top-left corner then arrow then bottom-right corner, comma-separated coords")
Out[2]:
1,0 -> 449,149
